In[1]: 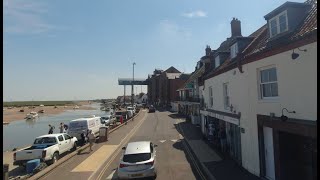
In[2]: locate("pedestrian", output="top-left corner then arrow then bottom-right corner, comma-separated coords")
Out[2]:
64,123 -> 69,132
87,130 -> 95,152
48,124 -> 55,134
59,123 -> 64,133
80,131 -> 86,146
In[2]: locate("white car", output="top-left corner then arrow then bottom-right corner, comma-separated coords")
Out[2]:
118,141 -> 157,179
14,133 -> 78,166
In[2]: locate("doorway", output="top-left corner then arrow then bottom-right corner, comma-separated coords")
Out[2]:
263,126 -> 275,180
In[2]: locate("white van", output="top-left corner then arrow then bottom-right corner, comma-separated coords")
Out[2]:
67,115 -> 102,140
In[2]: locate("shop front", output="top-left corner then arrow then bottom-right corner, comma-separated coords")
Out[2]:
200,109 -> 242,164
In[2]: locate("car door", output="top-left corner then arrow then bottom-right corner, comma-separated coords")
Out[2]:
57,135 -> 67,153
63,134 -> 73,151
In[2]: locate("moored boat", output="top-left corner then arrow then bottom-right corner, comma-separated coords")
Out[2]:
26,112 -> 38,119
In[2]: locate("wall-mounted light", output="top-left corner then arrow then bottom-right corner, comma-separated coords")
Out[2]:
291,47 -> 307,60
281,108 -> 296,121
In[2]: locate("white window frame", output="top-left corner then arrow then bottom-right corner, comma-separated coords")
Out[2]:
258,66 -> 279,100
215,56 -> 220,68
230,43 -> 238,59
268,10 -> 289,38
209,86 -> 213,107
223,83 -> 230,109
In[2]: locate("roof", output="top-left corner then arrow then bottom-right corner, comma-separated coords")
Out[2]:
204,0 -> 317,81
37,133 -> 67,138
244,0 -> 316,58
125,141 -> 151,155
264,1 -> 311,19
70,116 -> 100,122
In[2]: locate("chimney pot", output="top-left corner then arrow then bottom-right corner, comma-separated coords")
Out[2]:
231,18 -> 242,37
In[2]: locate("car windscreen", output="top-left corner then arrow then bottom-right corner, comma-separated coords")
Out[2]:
69,121 -> 87,131
123,153 -> 151,163
34,137 -> 57,144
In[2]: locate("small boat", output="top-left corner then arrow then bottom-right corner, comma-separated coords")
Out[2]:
73,105 -> 79,109
26,112 -> 38,119
38,109 -> 45,113
3,122 -> 9,125
19,109 -> 24,112
39,104 -> 44,107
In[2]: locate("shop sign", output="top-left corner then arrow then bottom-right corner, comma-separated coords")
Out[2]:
201,110 -> 239,125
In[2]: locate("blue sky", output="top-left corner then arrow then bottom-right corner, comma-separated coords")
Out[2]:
4,0 -> 305,101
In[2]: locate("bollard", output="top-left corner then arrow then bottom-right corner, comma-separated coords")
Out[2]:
3,164 -> 9,180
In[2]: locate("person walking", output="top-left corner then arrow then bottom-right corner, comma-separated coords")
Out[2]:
59,123 -> 64,133
87,130 -> 95,152
48,124 -> 55,134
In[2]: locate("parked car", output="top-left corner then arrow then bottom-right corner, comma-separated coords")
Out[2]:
118,141 -> 157,179
100,115 -> 115,126
127,106 -> 136,114
13,133 -> 78,167
68,115 -> 102,140
148,105 -> 155,113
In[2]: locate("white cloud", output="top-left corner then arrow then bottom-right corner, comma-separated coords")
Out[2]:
4,0 -> 61,34
182,10 -> 207,18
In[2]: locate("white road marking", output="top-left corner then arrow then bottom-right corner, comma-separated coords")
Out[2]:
179,134 -> 184,139
159,140 -> 166,143
106,169 -> 117,180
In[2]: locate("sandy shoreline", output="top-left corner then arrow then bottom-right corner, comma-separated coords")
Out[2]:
3,101 -> 96,124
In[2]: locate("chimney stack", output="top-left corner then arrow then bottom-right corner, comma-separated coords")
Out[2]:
231,17 -> 242,37
205,45 -> 211,56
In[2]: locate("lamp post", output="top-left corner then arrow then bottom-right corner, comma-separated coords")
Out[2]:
132,62 -> 136,107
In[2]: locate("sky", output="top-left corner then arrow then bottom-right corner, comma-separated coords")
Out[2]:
3,0 -> 305,101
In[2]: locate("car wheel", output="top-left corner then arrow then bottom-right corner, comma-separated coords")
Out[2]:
50,152 -> 59,165
71,142 -> 77,151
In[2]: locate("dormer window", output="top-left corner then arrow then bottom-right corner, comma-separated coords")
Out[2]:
230,43 -> 238,59
215,56 -> 220,68
269,10 -> 288,38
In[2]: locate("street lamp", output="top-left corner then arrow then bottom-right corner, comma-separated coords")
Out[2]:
132,62 -> 136,107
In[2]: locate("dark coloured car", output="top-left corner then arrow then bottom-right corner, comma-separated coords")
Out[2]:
148,105 -> 155,113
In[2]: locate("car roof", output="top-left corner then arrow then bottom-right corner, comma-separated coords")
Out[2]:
37,133 -> 66,138
125,141 -> 151,155
70,117 -> 100,122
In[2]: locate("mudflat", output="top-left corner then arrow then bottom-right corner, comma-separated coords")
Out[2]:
3,102 -> 95,124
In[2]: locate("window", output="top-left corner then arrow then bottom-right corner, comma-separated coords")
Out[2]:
123,153 -> 151,163
259,67 -> 278,99
209,86 -> 213,107
63,134 -> 71,140
215,56 -> 220,68
269,10 -> 288,38
223,83 -> 230,109
58,135 -> 64,142
230,43 -> 238,59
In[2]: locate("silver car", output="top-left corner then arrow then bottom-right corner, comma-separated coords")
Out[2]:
118,141 -> 157,179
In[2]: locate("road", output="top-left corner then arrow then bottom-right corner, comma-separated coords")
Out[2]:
40,110 -> 201,180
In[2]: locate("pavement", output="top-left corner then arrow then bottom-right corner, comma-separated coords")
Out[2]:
176,115 -> 262,180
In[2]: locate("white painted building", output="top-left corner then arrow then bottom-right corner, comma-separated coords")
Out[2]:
200,1 -> 317,180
